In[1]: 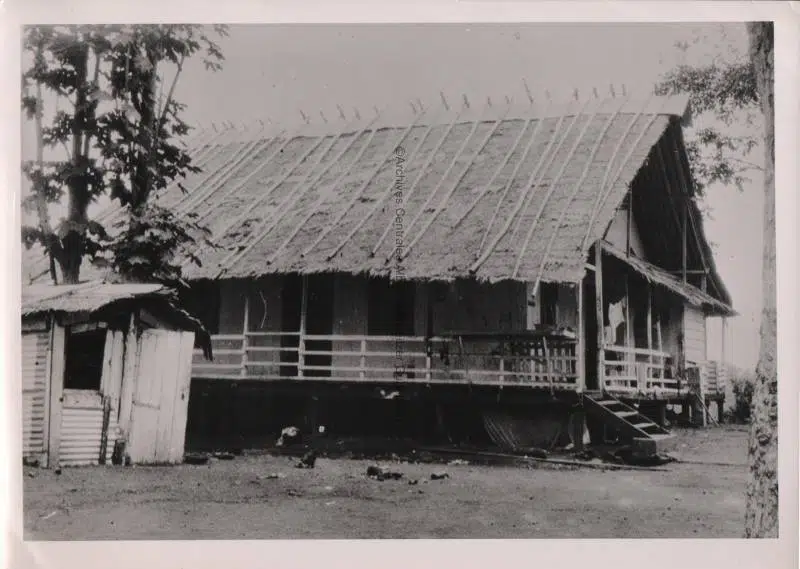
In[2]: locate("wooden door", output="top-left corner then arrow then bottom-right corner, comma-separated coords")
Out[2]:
127,329 -> 195,464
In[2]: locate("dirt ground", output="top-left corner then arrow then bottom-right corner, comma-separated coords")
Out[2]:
23,425 -> 749,540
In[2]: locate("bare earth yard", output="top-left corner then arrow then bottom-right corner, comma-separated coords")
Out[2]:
23,426 -> 748,540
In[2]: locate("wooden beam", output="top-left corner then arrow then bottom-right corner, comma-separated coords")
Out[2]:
681,198 -> 687,282
647,285 -> 653,368
241,293 -> 250,378
721,316 -> 728,365
42,316 -> 55,466
626,193 -> 632,256
298,276 -> 308,378
595,247 -> 605,392
117,313 -> 139,439
577,281 -> 585,391
47,320 -> 66,469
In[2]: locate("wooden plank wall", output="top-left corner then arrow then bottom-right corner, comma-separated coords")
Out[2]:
683,305 -> 707,365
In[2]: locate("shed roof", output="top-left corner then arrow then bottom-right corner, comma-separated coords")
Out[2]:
22,281 -> 212,357
22,282 -> 165,316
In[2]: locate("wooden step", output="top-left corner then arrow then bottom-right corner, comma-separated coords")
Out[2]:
614,411 -> 638,418
633,422 -> 655,429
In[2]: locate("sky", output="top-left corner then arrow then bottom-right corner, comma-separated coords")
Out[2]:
21,22 -> 765,369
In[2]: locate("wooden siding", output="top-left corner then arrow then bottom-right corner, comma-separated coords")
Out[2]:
332,274 -> 368,378
605,206 -> 646,258
22,329 -> 50,460
684,305 -> 707,365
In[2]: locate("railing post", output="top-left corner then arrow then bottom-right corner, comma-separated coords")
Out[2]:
298,276 -> 308,379
359,338 -> 366,380
425,339 -> 432,382
241,294 -> 249,378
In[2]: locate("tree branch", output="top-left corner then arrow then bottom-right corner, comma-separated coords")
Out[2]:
157,52 -> 185,130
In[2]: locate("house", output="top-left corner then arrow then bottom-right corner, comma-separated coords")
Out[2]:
23,93 -> 735,455
21,281 -> 211,468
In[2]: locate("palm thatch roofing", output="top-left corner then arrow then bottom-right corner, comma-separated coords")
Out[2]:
601,242 -> 734,316
23,93 -> 732,312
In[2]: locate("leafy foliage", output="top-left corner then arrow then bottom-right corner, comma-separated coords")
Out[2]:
21,24 -> 228,284
656,31 -> 762,194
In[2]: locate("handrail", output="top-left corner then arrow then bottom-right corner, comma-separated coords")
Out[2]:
194,331 -> 580,388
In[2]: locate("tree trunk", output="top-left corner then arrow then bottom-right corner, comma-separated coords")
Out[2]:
58,44 -> 92,285
744,21 -> 777,539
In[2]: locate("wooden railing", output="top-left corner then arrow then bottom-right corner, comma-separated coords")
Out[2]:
700,360 -> 728,397
192,332 -> 580,389
602,345 -> 681,394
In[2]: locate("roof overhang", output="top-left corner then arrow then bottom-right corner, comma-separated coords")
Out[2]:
600,241 -> 735,317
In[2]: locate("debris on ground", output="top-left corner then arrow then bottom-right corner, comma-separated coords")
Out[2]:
212,452 -> 235,461
296,449 -> 318,469
366,465 -> 404,481
54,468 -> 62,476
184,453 -> 210,465
40,510 -> 58,520
430,471 -> 450,480
277,426 -> 302,447
408,479 -> 419,485
447,459 -> 470,466
518,447 -> 549,459
27,471 -> 36,478
286,489 -> 302,497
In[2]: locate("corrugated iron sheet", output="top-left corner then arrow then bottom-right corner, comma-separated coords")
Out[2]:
22,330 -> 49,459
21,282 -> 164,316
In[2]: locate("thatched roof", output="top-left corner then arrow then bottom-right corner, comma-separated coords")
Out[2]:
22,93 -> 732,311
601,242 -> 735,317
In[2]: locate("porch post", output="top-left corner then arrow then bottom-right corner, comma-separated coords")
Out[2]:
577,282 -> 584,391
298,275 -> 308,378
721,316 -> 728,365
647,285 -> 653,388
681,200 -> 688,283
594,246 -> 604,392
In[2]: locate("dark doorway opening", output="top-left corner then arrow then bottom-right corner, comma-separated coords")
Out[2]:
63,325 -> 106,390
582,275 -> 599,391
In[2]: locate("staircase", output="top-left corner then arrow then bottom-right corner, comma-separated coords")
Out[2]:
582,392 -> 675,457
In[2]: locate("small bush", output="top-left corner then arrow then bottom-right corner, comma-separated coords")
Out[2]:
728,370 -> 755,424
